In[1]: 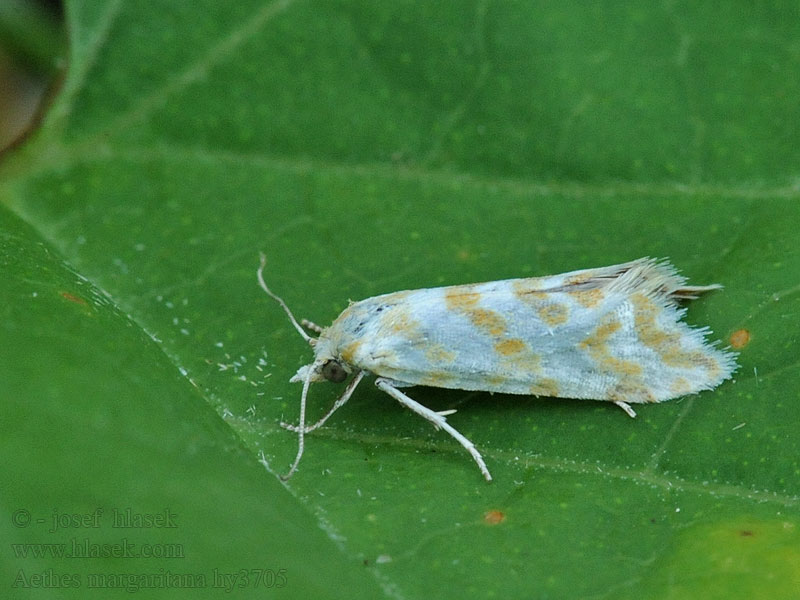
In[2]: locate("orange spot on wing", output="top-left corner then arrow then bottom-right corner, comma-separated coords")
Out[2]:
445,288 -> 507,336
486,374 -> 509,387
379,305 -> 424,344
530,378 -> 559,397
579,317 -> 643,378
631,292 -> 722,377
631,292 -> 685,358
444,288 -> 481,311
512,279 -> 547,302
565,271 -> 596,285
495,338 -> 525,356
425,344 -> 457,364
609,381 -> 655,403
730,329 -> 750,349
420,371 -> 454,387
692,353 -> 721,378
670,377 -> 692,395
500,348 -> 543,373
470,308 -> 506,336
537,302 -> 569,327
571,288 -> 605,308
584,319 -> 622,341
389,310 -> 414,333
340,340 -> 363,364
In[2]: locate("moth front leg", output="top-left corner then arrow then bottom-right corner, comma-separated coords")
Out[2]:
374,378 -> 492,482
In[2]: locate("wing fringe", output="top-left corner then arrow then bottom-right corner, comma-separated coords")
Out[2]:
601,257 -> 720,304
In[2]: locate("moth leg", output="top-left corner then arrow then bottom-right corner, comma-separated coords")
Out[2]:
280,368 -> 313,480
614,401 -> 637,418
375,378 -> 492,482
282,371 -> 365,433
300,319 -> 324,334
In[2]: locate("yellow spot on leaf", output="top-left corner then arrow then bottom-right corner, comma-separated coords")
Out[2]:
730,329 -> 750,349
60,291 -> 88,306
456,248 -> 472,261
483,510 -> 506,525
645,519 -> 800,599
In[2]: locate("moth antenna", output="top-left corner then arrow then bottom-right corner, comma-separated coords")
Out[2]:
300,319 -> 324,334
281,366 -> 312,480
257,253 -> 314,345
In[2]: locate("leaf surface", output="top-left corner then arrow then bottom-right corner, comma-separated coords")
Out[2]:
2,2 -> 799,598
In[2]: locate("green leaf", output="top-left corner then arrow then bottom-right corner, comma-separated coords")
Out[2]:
2,1 -> 799,599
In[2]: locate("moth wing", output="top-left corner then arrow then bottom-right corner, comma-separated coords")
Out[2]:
346,258 -> 735,403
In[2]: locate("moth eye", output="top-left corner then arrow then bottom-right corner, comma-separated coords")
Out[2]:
321,360 -> 347,383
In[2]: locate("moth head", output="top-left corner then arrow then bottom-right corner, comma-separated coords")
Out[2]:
258,254 -> 362,480
320,359 -> 348,383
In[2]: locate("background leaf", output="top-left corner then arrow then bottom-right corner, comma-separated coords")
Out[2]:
2,1 -> 799,598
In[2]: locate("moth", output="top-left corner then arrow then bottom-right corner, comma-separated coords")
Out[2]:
257,255 -> 736,481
